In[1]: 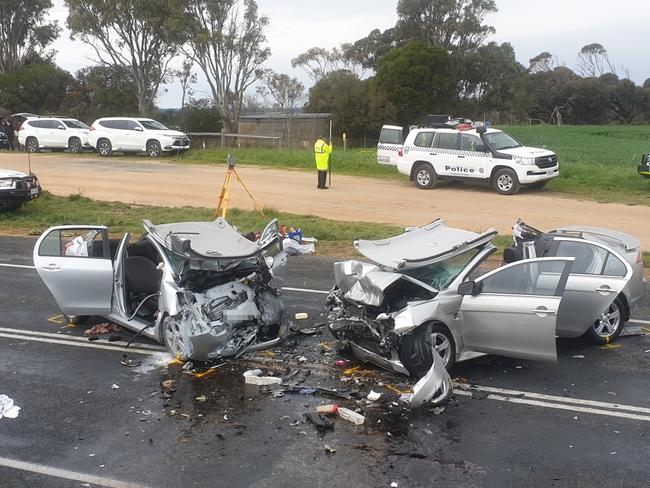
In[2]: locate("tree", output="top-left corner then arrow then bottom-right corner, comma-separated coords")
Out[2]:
396,0 -> 498,54
257,70 -> 304,146
0,0 -> 59,75
65,0 -> 187,116
528,52 -> 557,73
173,60 -> 197,110
577,43 -> 614,78
346,28 -> 398,71
374,41 -> 456,125
292,46 -> 364,83
0,56 -> 74,113
184,0 -> 270,133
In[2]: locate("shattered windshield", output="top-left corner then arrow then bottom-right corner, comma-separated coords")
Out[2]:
483,131 -> 521,151
401,248 -> 481,290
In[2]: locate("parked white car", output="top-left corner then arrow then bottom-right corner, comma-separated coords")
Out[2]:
378,121 -> 559,195
18,117 -> 90,153
87,117 -> 191,158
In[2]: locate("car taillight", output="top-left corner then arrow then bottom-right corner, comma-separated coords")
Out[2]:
18,123 -> 25,131
398,147 -> 403,157
89,126 -> 96,131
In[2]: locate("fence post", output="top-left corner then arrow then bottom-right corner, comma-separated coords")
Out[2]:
343,133 -> 347,152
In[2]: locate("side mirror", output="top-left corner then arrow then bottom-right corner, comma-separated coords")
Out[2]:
58,125 -> 66,130
458,281 -> 479,296
134,126 -> 144,132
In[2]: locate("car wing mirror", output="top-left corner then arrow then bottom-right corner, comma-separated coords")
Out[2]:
58,125 -> 66,130
134,126 -> 143,131
458,281 -> 480,296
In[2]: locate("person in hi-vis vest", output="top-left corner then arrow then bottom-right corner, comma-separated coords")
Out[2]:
314,135 -> 332,189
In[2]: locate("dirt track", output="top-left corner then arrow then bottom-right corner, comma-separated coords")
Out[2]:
3,152 -> 650,248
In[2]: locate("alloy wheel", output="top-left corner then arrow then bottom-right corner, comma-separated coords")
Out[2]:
593,302 -> 621,338
26,138 -> 38,152
432,331 -> 452,366
417,169 -> 431,187
164,318 -> 187,359
497,174 -> 514,192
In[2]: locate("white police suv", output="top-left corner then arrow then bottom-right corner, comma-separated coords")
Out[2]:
377,119 -> 558,195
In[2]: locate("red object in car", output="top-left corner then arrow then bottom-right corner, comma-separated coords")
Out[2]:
398,147 -> 403,157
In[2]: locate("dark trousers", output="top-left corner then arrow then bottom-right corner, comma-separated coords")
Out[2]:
317,170 -> 328,189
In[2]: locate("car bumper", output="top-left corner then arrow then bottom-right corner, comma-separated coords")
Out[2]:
163,144 -> 191,152
518,166 -> 559,184
0,187 -> 42,203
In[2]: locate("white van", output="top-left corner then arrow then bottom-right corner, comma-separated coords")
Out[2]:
87,117 -> 191,158
377,124 -> 559,195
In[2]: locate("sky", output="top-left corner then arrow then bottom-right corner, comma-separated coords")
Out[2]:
49,0 -> 650,108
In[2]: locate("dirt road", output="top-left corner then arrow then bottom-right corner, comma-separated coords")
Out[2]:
3,152 -> 650,248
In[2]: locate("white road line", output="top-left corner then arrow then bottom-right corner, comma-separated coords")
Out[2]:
283,286 -> 329,295
0,327 -> 166,351
629,319 -> 650,326
455,383 -> 650,415
0,332 -> 159,356
0,456 -> 151,488
0,262 -> 35,269
453,389 -> 650,422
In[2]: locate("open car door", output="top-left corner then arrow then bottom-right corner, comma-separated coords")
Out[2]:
458,257 -> 574,362
377,125 -> 404,166
33,226 -> 114,316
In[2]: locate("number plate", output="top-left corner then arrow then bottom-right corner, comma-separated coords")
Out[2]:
30,188 -> 39,196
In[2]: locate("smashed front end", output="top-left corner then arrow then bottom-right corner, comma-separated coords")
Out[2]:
147,218 -> 288,361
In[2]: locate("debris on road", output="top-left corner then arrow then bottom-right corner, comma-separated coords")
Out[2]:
84,322 -> 121,337
294,312 -> 309,320
572,355 -> 586,359
111,384 -> 120,390
120,355 -> 143,368
367,391 -> 382,402
316,404 -> 339,415
338,407 -> 365,426
304,412 -> 334,432
0,395 -> 20,420
243,369 -> 282,385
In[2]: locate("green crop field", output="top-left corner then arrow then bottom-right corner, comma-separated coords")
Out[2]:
181,125 -> 650,205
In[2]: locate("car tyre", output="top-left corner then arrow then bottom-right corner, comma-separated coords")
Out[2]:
493,168 -> 520,195
97,139 -> 112,157
400,323 -> 456,377
69,137 -> 83,154
583,297 -> 626,345
25,137 -> 39,153
162,316 -> 192,360
147,140 -> 162,158
414,163 -> 438,190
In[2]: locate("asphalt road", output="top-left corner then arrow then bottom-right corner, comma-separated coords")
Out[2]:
1,236 -> 649,488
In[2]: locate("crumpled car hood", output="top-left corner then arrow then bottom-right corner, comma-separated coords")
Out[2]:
355,219 -> 496,270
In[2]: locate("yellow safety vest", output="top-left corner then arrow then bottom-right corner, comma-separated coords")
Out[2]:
314,139 -> 332,171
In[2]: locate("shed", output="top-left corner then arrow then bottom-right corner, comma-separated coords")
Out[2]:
238,112 -> 331,148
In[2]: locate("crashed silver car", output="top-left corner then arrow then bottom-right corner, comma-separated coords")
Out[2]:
33,218 -> 287,361
327,218 -> 636,376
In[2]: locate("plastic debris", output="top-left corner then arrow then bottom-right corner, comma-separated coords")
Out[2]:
120,356 -> 142,368
323,444 -> 336,454
303,412 -> 334,432
0,395 -> 20,420
572,355 -> 586,359
111,384 -> 120,390
298,388 -> 317,396
316,404 -> 339,415
391,482 -> 399,488
195,395 -> 207,402
243,370 -> 282,386
338,407 -> 365,426
294,313 -> 309,320
367,390 -> 382,402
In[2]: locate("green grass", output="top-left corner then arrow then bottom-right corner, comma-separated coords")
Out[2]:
0,192 -> 402,255
181,125 -> 650,205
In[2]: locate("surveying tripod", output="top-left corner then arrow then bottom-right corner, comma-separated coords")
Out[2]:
215,154 -> 265,219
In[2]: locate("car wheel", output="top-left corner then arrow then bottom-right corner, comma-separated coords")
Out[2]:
147,140 -> 162,158
431,324 -> 456,371
527,181 -> 547,190
583,297 -> 626,345
25,137 -> 39,153
69,137 -> 82,154
493,168 -> 520,195
97,139 -> 112,157
162,316 -> 191,360
400,323 -> 456,377
414,163 -> 438,190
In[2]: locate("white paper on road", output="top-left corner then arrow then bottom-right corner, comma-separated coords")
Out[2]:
0,394 -> 20,419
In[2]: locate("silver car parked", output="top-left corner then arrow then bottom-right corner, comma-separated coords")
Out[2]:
33,218 -> 287,361
327,219 -> 640,372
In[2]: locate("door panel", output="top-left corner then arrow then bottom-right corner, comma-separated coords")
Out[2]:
33,226 -> 113,316
377,126 -> 403,165
113,233 -> 131,316
459,258 -> 574,362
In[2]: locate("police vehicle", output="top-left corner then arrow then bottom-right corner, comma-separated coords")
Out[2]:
377,116 -> 559,195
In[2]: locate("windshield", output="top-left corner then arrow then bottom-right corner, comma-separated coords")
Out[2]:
63,119 -> 89,129
138,119 -> 168,131
401,248 -> 481,290
483,131 -> 521,151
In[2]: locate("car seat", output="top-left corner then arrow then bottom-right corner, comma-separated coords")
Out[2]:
124,256 -> 162,296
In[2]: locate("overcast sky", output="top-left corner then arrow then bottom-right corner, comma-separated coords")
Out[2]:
49,0 -> 650,108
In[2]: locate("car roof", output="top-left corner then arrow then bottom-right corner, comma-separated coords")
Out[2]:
355,219 -> 497,269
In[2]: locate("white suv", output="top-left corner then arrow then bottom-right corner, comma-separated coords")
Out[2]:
378,123 -> 559,195
87,117 -> 191,158
18,117 -> 90,153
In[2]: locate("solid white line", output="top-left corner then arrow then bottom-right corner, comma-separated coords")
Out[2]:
629,319 -> 650,326
0,327 -> 166,351
0,262 -> 35,270
0,332 -> 158,356
0,456 -> 151,488
283,286 -> 329,295
455,384 -> 650,415
454,389 -> 650,422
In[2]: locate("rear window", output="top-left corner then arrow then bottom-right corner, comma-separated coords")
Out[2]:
433,132 -> 458,150
414,131 -> 435,148
379,127 -> 403,145
99,120 -> 117,129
